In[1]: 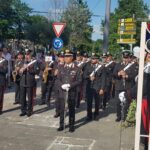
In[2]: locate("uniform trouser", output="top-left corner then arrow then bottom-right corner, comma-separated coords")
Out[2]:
59,95 -> 76,128
103,83 -> 112,108
76,87 -> 82,107
82,80 -> 87,100
115,90 -> 129,120
33,82 -> 37,99
41,82 -> 47,103
86,88 -> 101,118
0,86 -> 5,111
46,82 -> 53,104
20,86 -> 34,114
54,90 -> 60,114
15,82 -> 20,103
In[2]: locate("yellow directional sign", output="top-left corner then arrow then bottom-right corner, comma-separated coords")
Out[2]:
125,26 -> 135,30
118,18 -> 136,35
118,18 -> 136,23
118,23 -> 136,26
118,26 -> 136,31
117,31 -> 136,35
117,39 -> 136,44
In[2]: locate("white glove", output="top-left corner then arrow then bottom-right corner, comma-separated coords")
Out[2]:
61,84 -> 70,91
144,65 -> 150,74
119,92 -> 126,103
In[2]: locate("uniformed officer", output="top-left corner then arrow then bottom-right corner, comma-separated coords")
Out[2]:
0,49 -> 7,115
40,54 -> 55,107
102,52 -> 116,110
53,51 -> 65,118
75,51 -> 84,108
38,54 -> 46,105
13,51 -> 24,104
84,53 -> 106,121
127,51 -> 149,150
57,49 -> 82,132
19,50 -> 39,117
113,50 -> 138,122
82,52 -> 90,101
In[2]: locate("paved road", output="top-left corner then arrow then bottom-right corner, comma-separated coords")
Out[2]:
0,83 -> 136,150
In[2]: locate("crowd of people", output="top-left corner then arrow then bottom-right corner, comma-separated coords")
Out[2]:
0,45 -> 149,149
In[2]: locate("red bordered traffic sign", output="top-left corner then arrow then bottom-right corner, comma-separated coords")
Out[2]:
52,22 -> 66,37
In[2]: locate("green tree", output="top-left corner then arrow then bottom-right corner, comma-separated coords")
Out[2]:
0,0 -> 31,41
91,39 -> 103,54
0,0 -> 14,40
11,0 -> 31,40
25,15 -> 55,47
105,0 -> 149,54
61,0 -> 93,51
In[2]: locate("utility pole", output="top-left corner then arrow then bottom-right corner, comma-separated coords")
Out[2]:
103,0 -> 111,53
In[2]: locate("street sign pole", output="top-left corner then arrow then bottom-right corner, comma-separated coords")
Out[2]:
130,43 -> 133,52
134,22 -> 146,150
103,0 -> 111,53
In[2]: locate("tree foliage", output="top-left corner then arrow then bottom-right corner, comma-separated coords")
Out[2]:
0,0 -> 31,41
106,0 -> 149,54
24,15 -> 55,47
61,0 -> 93,51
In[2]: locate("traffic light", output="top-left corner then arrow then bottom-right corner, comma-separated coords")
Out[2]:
146,22 -> 150,52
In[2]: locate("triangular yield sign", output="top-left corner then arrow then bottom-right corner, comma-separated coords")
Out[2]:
52,22 -> 66,37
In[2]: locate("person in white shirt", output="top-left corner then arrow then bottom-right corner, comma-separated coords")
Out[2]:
2,46 -> 12,88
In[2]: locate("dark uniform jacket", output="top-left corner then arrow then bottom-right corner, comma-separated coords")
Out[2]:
57,62 -> 82,99
131,66 -> 150,102
105,61 -> 116,89
82,61 -> 91,79
53,61 -> 64,89
84,62 -> 106,92
0,57 -> 8,86
20,60 -> 39,87
113,62 -> 138,91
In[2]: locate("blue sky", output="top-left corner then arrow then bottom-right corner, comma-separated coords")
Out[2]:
21,0 -> 150,40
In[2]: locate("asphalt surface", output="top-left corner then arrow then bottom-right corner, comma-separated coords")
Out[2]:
0,82 -> 136,150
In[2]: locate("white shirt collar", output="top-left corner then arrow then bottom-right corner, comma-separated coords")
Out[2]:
65,62 -> 74,68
